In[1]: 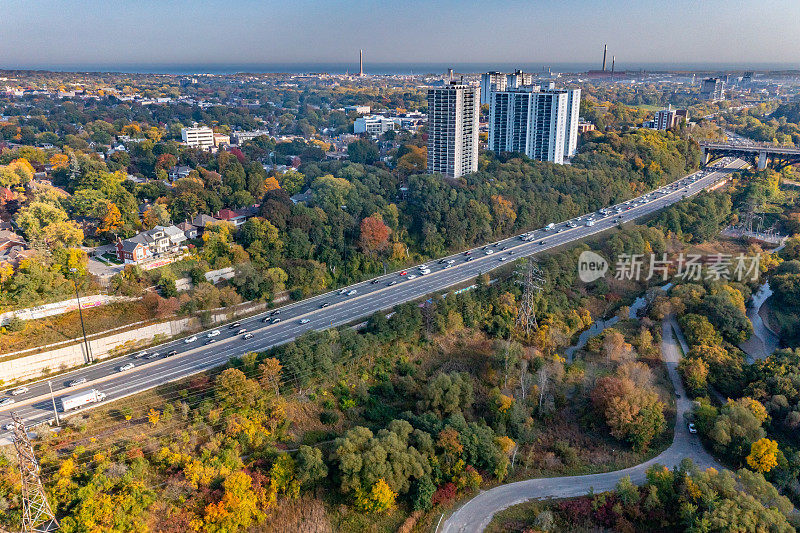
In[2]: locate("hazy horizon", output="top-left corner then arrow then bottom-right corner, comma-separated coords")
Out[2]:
3,0 -> 800,71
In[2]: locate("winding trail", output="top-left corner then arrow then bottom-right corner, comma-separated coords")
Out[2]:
441,316 -> 721,533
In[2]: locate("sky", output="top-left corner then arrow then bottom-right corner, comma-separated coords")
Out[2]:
3,0 -> 800,71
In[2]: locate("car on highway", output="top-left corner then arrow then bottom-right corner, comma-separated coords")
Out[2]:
185,336 -> 198,344
320,302 -> 330,308
237,328 -> 247,334
206,339 -> 216,345
299,318 -> 310,324
388,280 -> 397,286
499,257 -> 506,262
347,290 -> 357,296
145,352 -> 159,359
207,330 -> 221,338
371,278 -> 380,284
400,271 -> 408,276
466,256 -> 474,262
447,259 -> 455,264
0,398 -> 15,408
688,423 -> 697,434
271,318 -> 282,324
271,310 -> 281,316
11,387 -> 29,396
508,250 -> 515,255
407,274 -> 417,280
464,251 -> 472,256
167,350 -> 178,357
539,240 -> 546,245
119,363 -> 135,372
228,322 -> 241,329
485,249 -> 494,255
243,333 -> 254,339
67,377 -> 87,387
134,351 -> 147,358
338,289 -> 348,295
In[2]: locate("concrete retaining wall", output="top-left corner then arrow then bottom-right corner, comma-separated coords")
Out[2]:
1,294 -> 289,384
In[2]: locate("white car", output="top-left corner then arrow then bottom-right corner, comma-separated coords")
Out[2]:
67,377 -> 87,387
0,398 -> 15,408
236,328 -> 247,334
499,257 -> 507,261
299,318 -> 310,324
243,333 -> 254,339
446,259 -> 455,264
347,290 -> 357,296
407,274 -> 417,280
119,363 -> 135,372
207,330 -> 221,338
11,387 -> 29,396
688,423 -> 697,434
485,249 -> 494,255
185,336 -> 198,344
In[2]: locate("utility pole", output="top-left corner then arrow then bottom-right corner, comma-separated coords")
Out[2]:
11,413 -> 59,533
515,259 -> 545,337
69,268 -> 93,364
47,382 -> 60,427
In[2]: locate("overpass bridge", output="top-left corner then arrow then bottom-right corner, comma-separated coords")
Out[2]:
701,142 -> 800,170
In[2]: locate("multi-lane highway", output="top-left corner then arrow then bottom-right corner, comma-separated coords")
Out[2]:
0,158 -> 747,436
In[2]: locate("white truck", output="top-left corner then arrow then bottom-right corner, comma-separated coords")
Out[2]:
545,223 -> 555,230
60,389 -> 106,411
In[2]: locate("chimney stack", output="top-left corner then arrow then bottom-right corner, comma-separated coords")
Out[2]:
359,49 -> 363,76
602,44 -> 608,71
611,55 -> 615,73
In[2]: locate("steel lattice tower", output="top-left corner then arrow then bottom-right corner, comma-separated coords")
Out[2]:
515,259 -> 545,336
11,413 -> 58,533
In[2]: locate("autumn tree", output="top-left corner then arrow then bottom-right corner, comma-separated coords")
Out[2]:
143,203 -> 172,229
747,438 -> 779,473
97,201 -> 123,236
359,213 -> 390,256
354,478 -> 396,513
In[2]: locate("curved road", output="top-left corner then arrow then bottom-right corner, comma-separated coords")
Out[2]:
442,317 -> 721,533
0,158 -> 746,438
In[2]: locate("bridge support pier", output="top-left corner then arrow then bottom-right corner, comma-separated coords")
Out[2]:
757,150 -> 768,171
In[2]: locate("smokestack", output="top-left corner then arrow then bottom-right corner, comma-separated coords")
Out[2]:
611,55 -> 615,73
602,44 -> 607,71
359,49 -> 363,76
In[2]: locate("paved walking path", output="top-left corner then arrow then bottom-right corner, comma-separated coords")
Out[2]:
441,317 -> 720,533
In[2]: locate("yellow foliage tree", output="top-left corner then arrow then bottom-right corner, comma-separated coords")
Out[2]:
747,438 -> 779,473
354,478 -> 396,513
49,153 -> 69,170
263,176 -> 281,193
98,201 -> 123,235
147,408 -> 160,426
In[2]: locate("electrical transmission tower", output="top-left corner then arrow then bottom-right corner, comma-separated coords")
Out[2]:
515,259 -> 545,336
11,413 -> 59,533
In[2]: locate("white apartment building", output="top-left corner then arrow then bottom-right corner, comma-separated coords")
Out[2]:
354,115 -> 396,135
181,126 -> 214,148
489,85 -> 581,164
344,105 -> 371,114
427,83 -> 480,178
480,72 -> 507,105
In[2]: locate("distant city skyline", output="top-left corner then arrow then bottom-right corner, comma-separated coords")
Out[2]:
2,0 -> 800,72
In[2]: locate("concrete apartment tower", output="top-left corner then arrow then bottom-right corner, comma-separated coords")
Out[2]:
427,83 -> 480,178
488,84 -> 581,164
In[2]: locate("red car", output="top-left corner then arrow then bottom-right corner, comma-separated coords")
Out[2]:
400,271 -> 408,276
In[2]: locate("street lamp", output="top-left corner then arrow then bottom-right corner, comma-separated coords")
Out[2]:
70,267 -> 93,364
